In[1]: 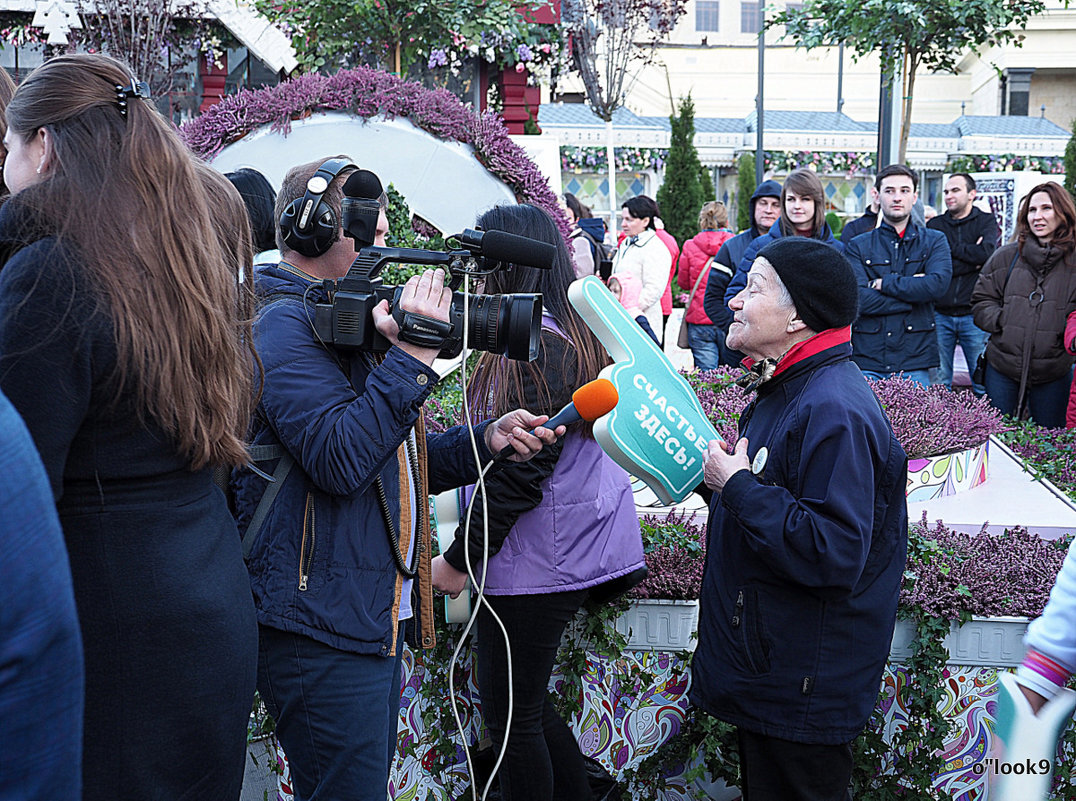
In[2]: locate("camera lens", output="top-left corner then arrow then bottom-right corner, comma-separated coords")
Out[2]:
464,292 -> 542,362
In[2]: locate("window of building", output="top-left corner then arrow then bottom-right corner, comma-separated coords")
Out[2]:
696,0 -> 720,31
741,1 -> 761,33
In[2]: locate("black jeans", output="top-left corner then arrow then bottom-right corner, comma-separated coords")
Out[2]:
476,590 -> 591,801
738,728 -> 854,801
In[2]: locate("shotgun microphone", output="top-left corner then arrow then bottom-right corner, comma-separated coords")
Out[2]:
492,378 -> 619,463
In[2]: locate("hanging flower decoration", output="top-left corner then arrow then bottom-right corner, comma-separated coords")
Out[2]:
763,150 -> 876,177
947,154 -> 1065,175
420,22 -> 565,85
560,145 -> 669,173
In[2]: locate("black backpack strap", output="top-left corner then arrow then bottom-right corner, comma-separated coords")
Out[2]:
242,443 -> 294,559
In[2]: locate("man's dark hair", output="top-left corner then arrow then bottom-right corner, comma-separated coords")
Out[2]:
950,172 -> 976,192
622,195 -> 660,229
875,164 -> 918,192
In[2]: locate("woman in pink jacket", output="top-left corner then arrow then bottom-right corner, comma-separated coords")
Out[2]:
678,201 -> 735,370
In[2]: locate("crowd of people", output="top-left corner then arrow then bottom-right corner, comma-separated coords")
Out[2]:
2,50 -> 1076,801
567,163 -> 1076,429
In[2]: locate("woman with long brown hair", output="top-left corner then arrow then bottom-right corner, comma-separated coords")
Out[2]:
723,167 -> 843,305
431,204 -> 645,801
972,182 -> 1076,427
0,54 -> 258,799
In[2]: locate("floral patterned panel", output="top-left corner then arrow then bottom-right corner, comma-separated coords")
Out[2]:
906,442 -> 989,502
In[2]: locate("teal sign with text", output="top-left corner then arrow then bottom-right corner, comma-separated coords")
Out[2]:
568,276 -> 726,504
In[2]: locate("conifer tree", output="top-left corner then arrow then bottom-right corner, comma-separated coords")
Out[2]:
736,153 -> 757,231
699,165 -> 716,203
656,95 -> 706,247
1064,118 -> 1076,201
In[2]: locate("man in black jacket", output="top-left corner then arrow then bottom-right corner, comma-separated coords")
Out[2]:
840,186 -> 879,244
846,164 -> 952,384
927,173 -> 998,395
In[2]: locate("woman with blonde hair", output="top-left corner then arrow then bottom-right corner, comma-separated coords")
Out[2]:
0,54 -> 258,800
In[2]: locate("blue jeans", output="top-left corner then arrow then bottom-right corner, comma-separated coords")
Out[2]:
934,312 -> 989,395
686,323 -> 721,371
983,363 -> 1071,429
861,369 -> 932,388
257,624 -> 405,801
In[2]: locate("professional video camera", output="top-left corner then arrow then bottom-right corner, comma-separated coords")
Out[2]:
312,170 -> 555,362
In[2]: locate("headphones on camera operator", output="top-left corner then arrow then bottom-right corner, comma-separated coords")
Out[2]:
278,157 -> 356,258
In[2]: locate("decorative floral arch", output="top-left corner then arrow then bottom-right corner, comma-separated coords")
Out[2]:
179,67 -> 567,238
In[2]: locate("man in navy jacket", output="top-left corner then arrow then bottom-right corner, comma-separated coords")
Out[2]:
233,157 -> 562,801
845,164 -> 952,384
694,238 -> 908,801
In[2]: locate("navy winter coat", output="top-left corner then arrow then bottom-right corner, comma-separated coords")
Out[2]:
234,263 -> 493,657
690,340 -> 908,744
845,222 -> 952,373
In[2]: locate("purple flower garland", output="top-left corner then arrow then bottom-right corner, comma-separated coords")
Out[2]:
179,66 -> 569,240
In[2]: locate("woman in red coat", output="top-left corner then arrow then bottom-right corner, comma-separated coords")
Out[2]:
678,201 -> 735,370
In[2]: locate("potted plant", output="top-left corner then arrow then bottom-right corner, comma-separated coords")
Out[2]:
614,510 -> 706,651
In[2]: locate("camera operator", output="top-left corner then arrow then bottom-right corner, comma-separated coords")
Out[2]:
233,157 -> 564,801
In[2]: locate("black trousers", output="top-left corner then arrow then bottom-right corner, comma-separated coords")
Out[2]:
476,589 -> 591,801
738,728 -> 854,801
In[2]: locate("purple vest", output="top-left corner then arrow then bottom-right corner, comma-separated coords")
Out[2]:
478,432 -> 645,595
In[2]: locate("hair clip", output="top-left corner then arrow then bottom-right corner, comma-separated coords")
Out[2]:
114,82 -> 151,118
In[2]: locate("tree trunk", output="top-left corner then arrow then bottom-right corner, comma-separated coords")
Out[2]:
898,51 -> 918,164
606,118 -> 617,235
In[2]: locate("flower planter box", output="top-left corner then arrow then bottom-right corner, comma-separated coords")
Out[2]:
889,615 -> 1028,667
614,598 -> 699,652
906,441 -> 989,502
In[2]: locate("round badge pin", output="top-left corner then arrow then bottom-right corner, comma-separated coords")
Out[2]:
752,446 -> 768,475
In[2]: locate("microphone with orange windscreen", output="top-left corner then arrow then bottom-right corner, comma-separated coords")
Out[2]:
491,378 -> 619,463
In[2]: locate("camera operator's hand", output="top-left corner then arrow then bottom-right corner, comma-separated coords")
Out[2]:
373,268 -> 452,366
485,409 -> 566,463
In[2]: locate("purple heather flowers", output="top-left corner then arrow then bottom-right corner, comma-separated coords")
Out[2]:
685,369 -> 1007,459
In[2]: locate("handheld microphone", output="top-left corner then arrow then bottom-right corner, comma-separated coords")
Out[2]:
492,378 -> 619,463
341,169 -> 384,247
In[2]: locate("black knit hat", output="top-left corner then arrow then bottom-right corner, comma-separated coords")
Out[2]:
755,238 -> 859,333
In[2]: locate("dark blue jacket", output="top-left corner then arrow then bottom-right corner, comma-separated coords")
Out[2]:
721,219 -> 843,308
691,341 -> 908,744
234,263 -> 493,656
705,179 -> 782,331
0,389 -> 83,801
845,222 -> 952,373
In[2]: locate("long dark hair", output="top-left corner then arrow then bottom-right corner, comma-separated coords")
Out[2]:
779,168 -> 827,237
467,204 -> 608,431
5,54 -> 255,468
1016,182 -> 1076,255
226,167 -> 277,254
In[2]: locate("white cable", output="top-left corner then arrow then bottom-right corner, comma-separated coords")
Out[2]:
444,272 -> 514,801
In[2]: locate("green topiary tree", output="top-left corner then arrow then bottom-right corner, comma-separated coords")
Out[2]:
1064,118 -> 1076,201
736,153 -> 757,232
699,165 -> 716,203
656,94 -> 706,247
